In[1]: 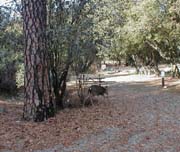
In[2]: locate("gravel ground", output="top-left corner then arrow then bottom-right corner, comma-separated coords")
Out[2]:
1,75 -> 180,152
34,75 -> 180,152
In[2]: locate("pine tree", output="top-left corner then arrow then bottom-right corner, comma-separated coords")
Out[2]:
22,0 -> 55,121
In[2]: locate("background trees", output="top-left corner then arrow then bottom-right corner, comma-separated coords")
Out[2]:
0,4 -> 23,93
99,0 -> 180,75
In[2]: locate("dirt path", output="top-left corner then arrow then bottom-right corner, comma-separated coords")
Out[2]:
1,75 -> 180,152
34,76 -> 180,152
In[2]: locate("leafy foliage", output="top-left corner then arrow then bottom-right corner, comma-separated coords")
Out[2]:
0,6 -> 23,93
0,0 -> 180,94
95,0 -> 180,74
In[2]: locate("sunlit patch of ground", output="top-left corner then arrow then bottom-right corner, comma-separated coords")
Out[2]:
103,74 -> 160,83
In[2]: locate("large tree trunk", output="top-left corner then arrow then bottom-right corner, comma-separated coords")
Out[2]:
22,0 -> 55,121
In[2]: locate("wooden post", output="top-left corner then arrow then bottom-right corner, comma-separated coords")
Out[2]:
161,71 -> 165,88
98,74 -> 101,86
162,77 -> 165,87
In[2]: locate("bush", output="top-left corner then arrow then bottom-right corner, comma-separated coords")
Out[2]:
0,61 -> 17,94
16,63 -> 24,88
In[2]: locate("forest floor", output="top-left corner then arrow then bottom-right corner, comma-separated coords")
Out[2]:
0,74 -> 180,152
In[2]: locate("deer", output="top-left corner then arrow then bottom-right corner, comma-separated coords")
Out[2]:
83,85 -> 108,106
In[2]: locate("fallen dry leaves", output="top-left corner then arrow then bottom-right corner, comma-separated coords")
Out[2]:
0,77 -> 180,152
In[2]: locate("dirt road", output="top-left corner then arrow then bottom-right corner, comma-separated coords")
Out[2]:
1,75 -> 180,152
35,75 -> 180,152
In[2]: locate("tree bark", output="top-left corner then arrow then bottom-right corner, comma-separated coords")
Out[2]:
22,0 -> 55,121
172,64 -> 180,78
